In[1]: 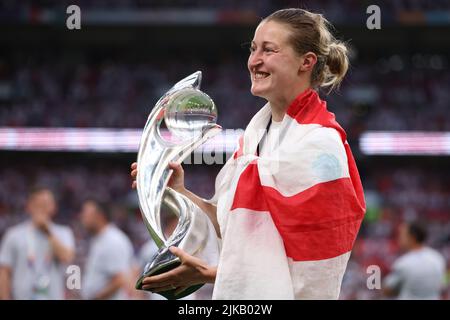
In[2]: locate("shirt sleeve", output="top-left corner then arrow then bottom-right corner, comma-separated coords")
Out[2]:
58,227 -> 76,251
138,241 -> 158,269
383,260 -> 404,291
0,229 -> 16,268
102,238 -> 133,277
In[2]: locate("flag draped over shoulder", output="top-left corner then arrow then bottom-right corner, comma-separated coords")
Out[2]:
207,88 -> 366,300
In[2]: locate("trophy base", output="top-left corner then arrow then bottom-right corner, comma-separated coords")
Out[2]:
135,258 -> 204,300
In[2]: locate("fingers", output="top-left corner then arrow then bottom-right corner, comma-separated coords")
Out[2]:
174,286 -> 189,296
169,246 -> 207,269
142,282 -> 173,291
144,284 -> 189,295
148,285 -> 177,293
130,169 -> 137,188
169,246 -> 187,261
130,162 -> 137,189
168,161 -> 182,172
142,269 -> 178,288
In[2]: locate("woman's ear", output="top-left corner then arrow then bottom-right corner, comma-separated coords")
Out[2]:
299,52 -> 317,72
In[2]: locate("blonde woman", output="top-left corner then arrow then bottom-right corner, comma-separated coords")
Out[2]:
131,8 -> 366,299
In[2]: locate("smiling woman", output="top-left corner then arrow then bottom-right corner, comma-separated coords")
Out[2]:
131,8 -> 365,300
248,9 -> 349,121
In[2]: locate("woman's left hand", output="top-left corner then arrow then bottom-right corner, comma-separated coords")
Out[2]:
142,246 -> 217,296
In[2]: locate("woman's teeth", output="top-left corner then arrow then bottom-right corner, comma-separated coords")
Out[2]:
254,72 -> 270,80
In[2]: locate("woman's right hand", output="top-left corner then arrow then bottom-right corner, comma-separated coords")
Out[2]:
130,161 -> 185,193
130,162 -> 138,189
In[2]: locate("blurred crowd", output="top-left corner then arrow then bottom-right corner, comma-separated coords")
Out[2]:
0,53 -> 449,135
342,165 -> 450,299
0,56 -> 261,131
0,160 -> 448,299
0,161 -> 221,247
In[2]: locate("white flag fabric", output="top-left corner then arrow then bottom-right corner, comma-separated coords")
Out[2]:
207,88 -> 366,299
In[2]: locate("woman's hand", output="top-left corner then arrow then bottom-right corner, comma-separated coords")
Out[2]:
130,162 -> 138,189
142,246 -> 217,296
130,161 -> 185,193
166,162 -> 185,193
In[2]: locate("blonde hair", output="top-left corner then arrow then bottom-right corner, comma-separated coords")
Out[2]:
264,8 -> 349,92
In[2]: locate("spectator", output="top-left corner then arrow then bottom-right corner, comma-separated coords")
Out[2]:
0,187 -> 75,300
80,198 -> 134,299
383,221 -> 446,299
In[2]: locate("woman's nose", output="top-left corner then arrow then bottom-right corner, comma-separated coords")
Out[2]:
248,51 -> 263,70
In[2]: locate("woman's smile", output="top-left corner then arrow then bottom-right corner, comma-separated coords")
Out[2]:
252,70 -> 271,81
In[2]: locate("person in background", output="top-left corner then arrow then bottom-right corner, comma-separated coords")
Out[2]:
383,221 -> 446,299
0,187 -> 75,300
80,198 -> 134,300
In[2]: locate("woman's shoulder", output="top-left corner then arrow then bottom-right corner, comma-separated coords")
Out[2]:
298,125 -> 344,150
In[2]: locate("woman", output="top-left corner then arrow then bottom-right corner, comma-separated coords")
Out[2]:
130,8 -> 365,299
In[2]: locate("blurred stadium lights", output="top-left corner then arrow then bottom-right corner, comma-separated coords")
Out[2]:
1,127 -> 449,156
0,127 -> 243,153
360,131 -> 450,155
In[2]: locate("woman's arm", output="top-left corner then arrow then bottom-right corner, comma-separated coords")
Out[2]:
177,187 -> 220,238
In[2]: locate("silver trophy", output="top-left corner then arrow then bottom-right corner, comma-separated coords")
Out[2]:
135,71 -> 221,299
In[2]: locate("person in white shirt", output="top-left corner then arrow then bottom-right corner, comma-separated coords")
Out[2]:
383,221 -> 446,300
80,198 -> 134,300
0,187 -> 75,300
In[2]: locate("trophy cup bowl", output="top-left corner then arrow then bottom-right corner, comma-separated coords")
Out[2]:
135,71 -> 221,300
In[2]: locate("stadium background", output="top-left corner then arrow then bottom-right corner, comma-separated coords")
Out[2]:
0,0 -> 449,299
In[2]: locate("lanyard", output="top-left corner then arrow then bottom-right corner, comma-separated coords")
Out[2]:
256,116 -> 272,156
26,224 -> 52,273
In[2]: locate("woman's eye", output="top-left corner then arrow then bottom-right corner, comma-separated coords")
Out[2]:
249,47 -> 256,53
264,47 -> 274,53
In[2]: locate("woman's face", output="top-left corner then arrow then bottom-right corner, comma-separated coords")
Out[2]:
248,20 -> 304,104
